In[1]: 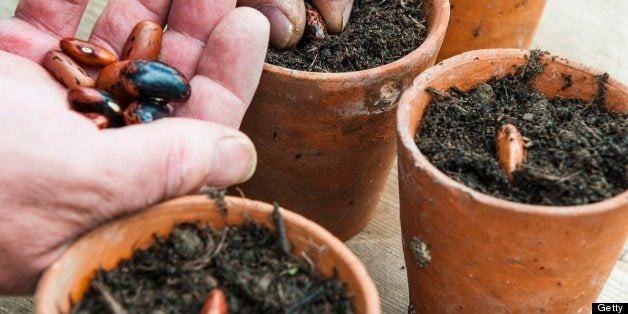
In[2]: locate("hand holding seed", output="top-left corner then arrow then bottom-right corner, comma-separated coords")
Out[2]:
0,0 -> 270,294
237,0 -> 355,49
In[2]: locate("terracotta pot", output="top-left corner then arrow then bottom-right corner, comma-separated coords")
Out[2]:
437,0 -> 547,62
35,196 -> 381,313
237,0 -> 450,241
397,49 -> 628,312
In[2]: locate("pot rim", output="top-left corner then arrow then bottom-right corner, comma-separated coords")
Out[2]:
397,48 -> 628,216
261,0 -> 450,82
35,195 -> 381,313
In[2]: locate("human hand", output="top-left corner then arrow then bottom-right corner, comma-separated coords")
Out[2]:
0,0 -> 269,294
238,0 -> 354,49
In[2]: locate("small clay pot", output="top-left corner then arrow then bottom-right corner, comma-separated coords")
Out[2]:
35,196 -> 380,313
437,0 -> 547,62
397,49 -> 627,312
237,0 -> 450,241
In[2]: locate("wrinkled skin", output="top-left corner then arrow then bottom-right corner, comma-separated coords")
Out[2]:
238,0 -> 354,49
0,0 -> 269,294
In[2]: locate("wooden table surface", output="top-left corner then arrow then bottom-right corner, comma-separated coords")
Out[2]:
1,0 -> 626,312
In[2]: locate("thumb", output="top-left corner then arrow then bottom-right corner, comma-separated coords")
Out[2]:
237,0 -> 305,49
98,118 -> 256,211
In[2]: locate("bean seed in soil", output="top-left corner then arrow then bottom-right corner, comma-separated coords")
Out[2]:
72,222 -> 354,313
416,50 -> 627,206
267,0 -> 428,72
302,3 -> 328,44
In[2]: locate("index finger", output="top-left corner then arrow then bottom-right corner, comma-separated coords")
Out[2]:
311,0 -> 354,34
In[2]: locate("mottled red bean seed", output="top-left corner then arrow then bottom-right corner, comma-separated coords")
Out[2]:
303,3 -> 328,42
68,87 -> 124,127
43,50 -> 95,88
121,60 -> 191,102
96,61 -> 135,106
60,38 -> 117,67
121,20 -> 163,60
81,112 -> 109,129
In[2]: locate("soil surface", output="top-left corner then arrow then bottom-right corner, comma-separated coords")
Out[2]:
267,0 -> 428,72
73,220 -> 353,313
416,50 -> 627,206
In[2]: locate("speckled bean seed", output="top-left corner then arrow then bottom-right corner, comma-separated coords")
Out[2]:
96,61 -> 135,106
68,87 -> 124,127
60,38 -> 117,67
123,100 -> 170,125
121,60 -> 191,102
121,20 -> 163,60
43,50 -> 95,88
303,3 -> 327,43
81,112 -> 109,129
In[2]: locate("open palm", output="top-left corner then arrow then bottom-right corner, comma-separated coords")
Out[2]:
0,0 -> 269,294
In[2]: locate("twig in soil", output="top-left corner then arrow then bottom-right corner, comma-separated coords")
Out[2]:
272,202 -> 292,256
181,227 -> 229,271
425,86 -> 451,99
234,186 -> 247,198
520,168 -> 582,185
308,53 -> 319,71
450,86 -> 468,97
285,286 -> 325,313
579,120 -> 602,141
211,227 -> 230,259
92,281 -> 127,314
301,251 -> 316,273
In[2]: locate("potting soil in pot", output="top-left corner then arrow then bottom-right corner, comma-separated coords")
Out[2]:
416,50 -> 627,206
267,0 -> 428,72
72,221 -> 353,313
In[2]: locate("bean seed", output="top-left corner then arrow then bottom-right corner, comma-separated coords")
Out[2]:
81,112 -> 109,129
123,100 -> 170,125
303,3 -> 327,43
96,61 -> 135,106
43,50 -> 95,88
68,87 -> 124,127
496,124 -> 527,180
199,289 -> 227,314
60,38 -> 117,67
121,60 -> 191,102
122,20 -> 163,61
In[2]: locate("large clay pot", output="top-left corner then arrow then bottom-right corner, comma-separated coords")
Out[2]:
437,0 -> 547,62
397,49 -> 628,312
237,0 -> 451,241
35,196 -> 381,313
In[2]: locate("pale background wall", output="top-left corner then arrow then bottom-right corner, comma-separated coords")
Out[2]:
0,0 -> 626,313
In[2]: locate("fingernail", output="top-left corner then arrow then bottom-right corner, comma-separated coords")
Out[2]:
257,5 -> 293,49
341,3 -> 353,30
211,136 -> 257,186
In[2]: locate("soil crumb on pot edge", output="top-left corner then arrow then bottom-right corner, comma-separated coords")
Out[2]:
267,0 -> 428,73
416,50 -> 627,206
